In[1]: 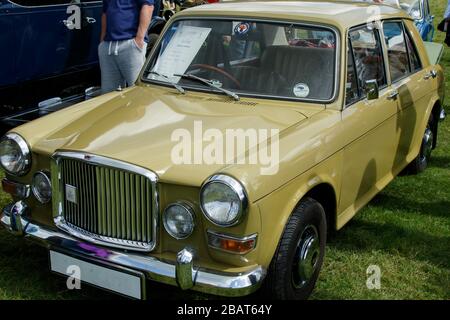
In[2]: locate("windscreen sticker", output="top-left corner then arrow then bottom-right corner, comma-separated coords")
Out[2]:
234,22 -> 251,35
293,83 -> 310,98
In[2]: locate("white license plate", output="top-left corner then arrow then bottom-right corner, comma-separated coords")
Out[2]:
49,250 -> 143,299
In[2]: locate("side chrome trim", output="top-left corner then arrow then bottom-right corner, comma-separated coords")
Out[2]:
52,151 -> 159,252
1,206 -> 265,297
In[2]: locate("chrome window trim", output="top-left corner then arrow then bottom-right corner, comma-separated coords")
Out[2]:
163,201 -> 196,240
141,15 -> 341,104
0,132 -> 32,176
52,151 -> 159,252
200,174 -> 249,227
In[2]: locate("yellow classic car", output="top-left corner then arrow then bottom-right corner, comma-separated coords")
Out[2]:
0,0 -> 445,299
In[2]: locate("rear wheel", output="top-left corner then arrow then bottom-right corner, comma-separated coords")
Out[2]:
262,197 -> 327,300
408,114 -> 435,174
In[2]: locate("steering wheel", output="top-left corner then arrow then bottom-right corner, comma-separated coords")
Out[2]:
189,64 -> 241,89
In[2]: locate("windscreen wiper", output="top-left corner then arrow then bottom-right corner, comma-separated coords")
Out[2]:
147,71 -> 185,94
174,73 -> 240,101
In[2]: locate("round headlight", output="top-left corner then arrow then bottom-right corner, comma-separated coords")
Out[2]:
32,171 -> 52,204
163,202 -> 195,239
200,175 -> 248,227
0,133 -> 31,176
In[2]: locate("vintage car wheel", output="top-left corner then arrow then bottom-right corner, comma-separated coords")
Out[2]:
262,197 -> 327,300
408,114 -> 435,174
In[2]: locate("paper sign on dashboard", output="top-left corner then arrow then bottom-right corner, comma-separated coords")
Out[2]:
150,26 -> 212,83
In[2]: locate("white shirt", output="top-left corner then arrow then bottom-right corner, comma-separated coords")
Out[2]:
446,0 -> 450,19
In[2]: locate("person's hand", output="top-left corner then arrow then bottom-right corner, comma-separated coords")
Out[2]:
134,36 -> 145,49
373,0 -> 383,3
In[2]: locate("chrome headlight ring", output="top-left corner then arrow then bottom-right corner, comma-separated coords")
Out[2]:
0,133 -> 31,176
200,174 -> 249,227
32,171 -> 52,204
163,201 -> 196,240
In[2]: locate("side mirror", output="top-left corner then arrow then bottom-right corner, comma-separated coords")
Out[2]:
364,79 -> 379,101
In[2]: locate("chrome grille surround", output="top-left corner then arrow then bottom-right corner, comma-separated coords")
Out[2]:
52,152 -> 159,252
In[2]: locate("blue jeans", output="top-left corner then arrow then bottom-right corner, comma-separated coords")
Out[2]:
98,39 -> 147,94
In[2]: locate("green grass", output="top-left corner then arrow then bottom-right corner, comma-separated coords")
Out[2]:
0,2 -> 449,300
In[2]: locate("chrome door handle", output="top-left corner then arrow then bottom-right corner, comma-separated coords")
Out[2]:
388,90 -> 399,100
424,70 -> 437,80
85,17 -> 96,24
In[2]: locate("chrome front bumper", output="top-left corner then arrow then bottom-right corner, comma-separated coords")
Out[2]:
0,202 -> 265,298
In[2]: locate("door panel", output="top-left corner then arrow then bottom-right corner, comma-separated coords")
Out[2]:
0,1 -> 15,87
339,89 -> 399,214
385,20 -> 434,169
339,25 -> 399,216
7,1 -> 73,84
66,1 -> 102,68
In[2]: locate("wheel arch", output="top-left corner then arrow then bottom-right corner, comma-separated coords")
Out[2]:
303,183 -> 337,234
256,167 -> 341,269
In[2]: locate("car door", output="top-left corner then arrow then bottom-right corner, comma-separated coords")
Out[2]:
0,0 -> 15,88
382,20 -> 435,169
65,0 -> 102,68
338,24 -> 400,218
4,0 -> 75,84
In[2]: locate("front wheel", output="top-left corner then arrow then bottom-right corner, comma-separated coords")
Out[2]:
262,197 -> 327,300
408,114 -> 435,174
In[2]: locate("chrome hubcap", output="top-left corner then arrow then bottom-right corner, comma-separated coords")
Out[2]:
292,225 -> 320,289
421,127 -> 433,162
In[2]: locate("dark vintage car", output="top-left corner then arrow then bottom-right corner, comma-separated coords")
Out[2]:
0,0 -> 103,129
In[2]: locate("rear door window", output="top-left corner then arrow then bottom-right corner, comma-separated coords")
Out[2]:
383,21 -> 410,82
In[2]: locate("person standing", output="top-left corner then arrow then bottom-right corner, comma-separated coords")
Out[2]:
99,0 -> 154,94
438,0 -> 450,46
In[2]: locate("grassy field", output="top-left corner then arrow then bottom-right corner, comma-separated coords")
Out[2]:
0,1 -> 449,300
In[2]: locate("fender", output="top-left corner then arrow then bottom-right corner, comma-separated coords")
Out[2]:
255,150 -> 343,268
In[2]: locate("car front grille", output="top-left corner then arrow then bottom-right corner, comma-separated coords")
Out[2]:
52,153 -> 158,252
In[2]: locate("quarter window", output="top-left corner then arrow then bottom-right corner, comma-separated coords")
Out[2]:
345,45 -> 359,106
383,21 -> 410,82
404,26 -> 422,72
